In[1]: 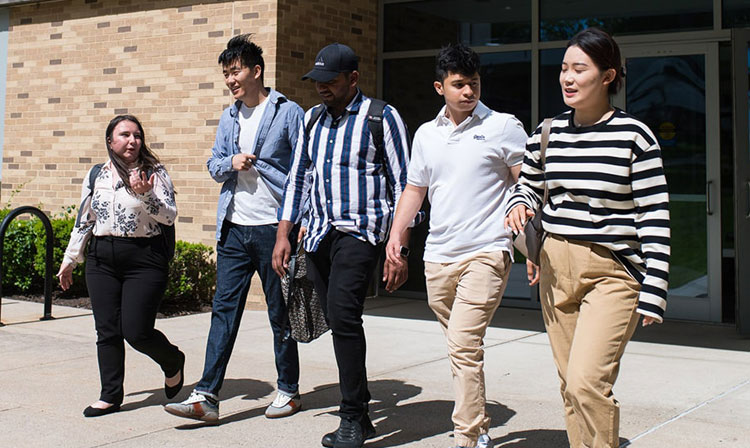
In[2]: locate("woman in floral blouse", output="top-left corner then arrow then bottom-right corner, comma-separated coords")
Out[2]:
57,115 -> 184,417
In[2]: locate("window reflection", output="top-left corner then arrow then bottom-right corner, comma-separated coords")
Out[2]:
540,0 -> 712,41
539,48 -> 569,120
723,0 -> 750,28
384,0 -> 531,52
480,51 -> 532,131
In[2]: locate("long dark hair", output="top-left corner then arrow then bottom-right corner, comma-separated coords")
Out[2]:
105,115 -> 161,195
567,28 -> 623,95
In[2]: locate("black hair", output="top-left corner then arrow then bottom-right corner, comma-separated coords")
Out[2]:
105,115 -> 162,195
218,33 -> 265,78
435,43 -> 480,82
567,28 -> 623,95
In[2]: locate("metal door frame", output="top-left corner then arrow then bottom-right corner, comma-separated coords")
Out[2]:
732,29 -> 750,335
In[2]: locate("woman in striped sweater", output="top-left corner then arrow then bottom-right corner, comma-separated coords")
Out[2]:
505,28 -> 670,448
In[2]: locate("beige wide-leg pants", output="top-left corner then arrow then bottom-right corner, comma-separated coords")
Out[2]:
425,250 -> 511,448
540,235 -> 641,448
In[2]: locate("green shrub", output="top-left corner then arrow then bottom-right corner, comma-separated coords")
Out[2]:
0,208 -> 40,293
161,240 -> 216,314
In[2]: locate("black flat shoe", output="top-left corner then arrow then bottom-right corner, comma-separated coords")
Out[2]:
83,403 -> 120,417
165,350 -> 185,399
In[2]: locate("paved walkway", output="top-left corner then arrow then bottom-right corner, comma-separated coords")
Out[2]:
1,297 -> 749,447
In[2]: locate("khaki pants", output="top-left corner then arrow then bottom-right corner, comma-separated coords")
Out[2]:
540,235 -> 641,448
425,250 -> 511,448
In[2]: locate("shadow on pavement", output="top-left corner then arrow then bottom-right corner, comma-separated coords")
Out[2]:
218,379 -> 517,447
365,297 -> 750,352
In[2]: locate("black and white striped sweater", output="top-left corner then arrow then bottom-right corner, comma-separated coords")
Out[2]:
506,108 -> 670,321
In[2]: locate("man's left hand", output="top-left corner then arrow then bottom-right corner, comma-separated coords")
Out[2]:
383,258 -> 408,293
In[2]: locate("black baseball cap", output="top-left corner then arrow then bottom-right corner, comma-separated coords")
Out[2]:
301,43 -> 359,82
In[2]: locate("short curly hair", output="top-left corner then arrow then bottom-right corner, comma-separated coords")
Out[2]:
435,43 -> 480,82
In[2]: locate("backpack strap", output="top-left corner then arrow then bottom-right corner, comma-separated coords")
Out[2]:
305,104 -> 326,137
365,99 -> 392,204
75,163 -> 104,226
365,99 -> 386,164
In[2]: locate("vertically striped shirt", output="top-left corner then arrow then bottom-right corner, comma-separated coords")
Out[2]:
279,91 -> 411,251
506,109 -> 671,321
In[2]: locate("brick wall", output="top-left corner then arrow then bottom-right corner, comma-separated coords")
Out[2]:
275,0 -> 378,110
3,0 -> 278,248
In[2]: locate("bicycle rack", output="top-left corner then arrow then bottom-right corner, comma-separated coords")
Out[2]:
0,206 -> 55,326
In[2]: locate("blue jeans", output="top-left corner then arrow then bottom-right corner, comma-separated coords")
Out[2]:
195,221 -> 299,396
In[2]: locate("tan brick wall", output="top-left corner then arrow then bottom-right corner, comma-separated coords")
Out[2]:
275,0 -> 378,110
3,0 -> 277,245
2,0 -> 281,306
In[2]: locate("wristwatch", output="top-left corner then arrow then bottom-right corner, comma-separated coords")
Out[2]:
399,245 -> 410,258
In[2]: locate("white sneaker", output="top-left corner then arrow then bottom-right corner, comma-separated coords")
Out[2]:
478,433 -> 494,448
264,390 -> 301,418
164,390 -> 219,422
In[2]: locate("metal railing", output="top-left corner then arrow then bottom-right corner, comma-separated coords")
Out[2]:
0,206 -> 55,326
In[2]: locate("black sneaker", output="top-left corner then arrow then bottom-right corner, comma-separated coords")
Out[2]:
321,415 -> 376,448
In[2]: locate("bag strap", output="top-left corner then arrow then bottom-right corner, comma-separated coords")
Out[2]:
365,98 -> 394,207
75,163 -> 104,226
540,118 -> 552,208
305,104 -> 326,136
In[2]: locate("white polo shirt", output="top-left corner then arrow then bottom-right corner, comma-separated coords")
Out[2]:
407,101 -> 527,263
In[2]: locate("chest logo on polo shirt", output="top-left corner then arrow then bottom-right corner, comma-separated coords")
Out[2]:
473,134 -> 485,141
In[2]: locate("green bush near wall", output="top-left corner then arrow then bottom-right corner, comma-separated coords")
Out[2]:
0,206 -> 216,313
0,208 -> 40,293
161,241 -> 216,314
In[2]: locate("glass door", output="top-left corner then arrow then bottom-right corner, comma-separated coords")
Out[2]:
614,43 -> 722,322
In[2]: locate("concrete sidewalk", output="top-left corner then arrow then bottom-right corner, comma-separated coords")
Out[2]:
1,296 -> 749,447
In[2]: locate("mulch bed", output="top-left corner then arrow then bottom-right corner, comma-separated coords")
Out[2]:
7,293 -> 209,318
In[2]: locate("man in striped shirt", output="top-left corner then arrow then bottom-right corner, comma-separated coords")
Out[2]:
272,43 -> 414,448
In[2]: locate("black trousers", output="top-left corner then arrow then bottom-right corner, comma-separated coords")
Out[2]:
306,230 -> 380,420
86,236 -> 182,404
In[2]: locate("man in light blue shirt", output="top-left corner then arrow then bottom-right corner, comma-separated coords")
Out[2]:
165,34 -> 305,423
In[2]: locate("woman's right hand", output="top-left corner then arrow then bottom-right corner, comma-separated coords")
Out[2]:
505,205 -> 535,234
56,262 -> 74,291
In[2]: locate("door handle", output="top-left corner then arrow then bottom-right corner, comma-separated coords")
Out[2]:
706,180 -> 713,216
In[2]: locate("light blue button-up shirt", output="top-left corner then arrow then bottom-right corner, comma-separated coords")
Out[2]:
207,88 -> 304,240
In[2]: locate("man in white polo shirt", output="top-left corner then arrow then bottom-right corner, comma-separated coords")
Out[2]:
385,43 -> 527,448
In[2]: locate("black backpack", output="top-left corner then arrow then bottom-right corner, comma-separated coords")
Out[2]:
78,163 -> 176,260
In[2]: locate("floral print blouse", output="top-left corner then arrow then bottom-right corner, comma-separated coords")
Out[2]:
63,161 -> 177,267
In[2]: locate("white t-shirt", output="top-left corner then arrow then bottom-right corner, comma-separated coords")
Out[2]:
227,97 -> 280,225
407,101 -> 527,263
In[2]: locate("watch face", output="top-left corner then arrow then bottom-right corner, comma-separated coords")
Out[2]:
400,246 -> 409,257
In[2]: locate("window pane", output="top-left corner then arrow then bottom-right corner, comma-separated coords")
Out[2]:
540,0 -> 712,42
384,0 -> 531,52
479,51 -> 532,131
539,48 -> 569,120
724,0 -> 750,28
383,57 -> 444,136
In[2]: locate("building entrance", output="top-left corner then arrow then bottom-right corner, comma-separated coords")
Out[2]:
614,43 -> 722,322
